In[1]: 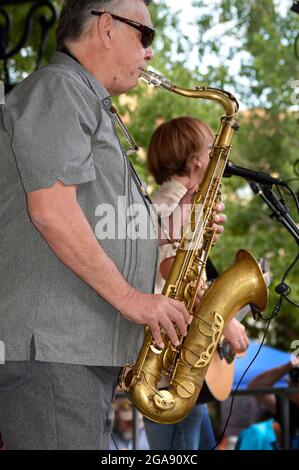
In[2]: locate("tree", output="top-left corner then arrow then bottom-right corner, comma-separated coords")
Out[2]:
190,0 -> 299,348
0,1 -> 60,86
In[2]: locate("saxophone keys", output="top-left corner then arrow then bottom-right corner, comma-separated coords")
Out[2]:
153,390 -> 176,411
119,364 -> 137,390
150,343 -> 163,355
176,380 -> 196,399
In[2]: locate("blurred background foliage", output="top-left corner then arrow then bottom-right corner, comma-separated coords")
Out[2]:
0,0 -> 298,351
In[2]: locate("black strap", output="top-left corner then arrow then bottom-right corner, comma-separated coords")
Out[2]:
128,162 -> 177,245
206,258 -> 219,281
59,47 -> 81,65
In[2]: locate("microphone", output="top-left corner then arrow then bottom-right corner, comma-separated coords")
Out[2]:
223,161 -> 286,186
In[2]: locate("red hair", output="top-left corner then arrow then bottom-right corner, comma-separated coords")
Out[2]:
147,117 -> 213,185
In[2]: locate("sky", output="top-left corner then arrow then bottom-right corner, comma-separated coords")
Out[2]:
163,0 -> 246,73
163,0 -> 291,68
165,0 -> 290,21
165,0 -> 197,26
161,0 -> 293,110
164,0 -> 198,60
163,0 -> 241,78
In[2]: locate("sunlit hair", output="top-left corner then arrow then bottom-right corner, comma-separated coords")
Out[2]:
147,117 -> 214,185
56,0 -> 152,50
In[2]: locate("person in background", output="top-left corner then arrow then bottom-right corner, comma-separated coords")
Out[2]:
109,397 -> 149,450
143,116 -> 250,450
236,358 -> 299,450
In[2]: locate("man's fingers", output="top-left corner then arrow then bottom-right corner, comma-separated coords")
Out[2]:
169,298 -> 191,325
150,297 -> 192,348
160,318 -> 180,347
150,322 -> 165,349
150,317 -> 180,348
167,307 -> 188,337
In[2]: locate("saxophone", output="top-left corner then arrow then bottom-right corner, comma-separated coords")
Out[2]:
119,71 -> 269,424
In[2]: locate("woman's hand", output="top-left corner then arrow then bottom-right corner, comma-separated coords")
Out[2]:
223,318 -> 250,354
213,202 -> 227,241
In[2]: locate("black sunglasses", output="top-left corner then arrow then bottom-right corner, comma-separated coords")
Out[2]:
91,11 -> 155,49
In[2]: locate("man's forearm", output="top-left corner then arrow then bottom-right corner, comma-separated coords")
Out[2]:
30,199 -> 134,313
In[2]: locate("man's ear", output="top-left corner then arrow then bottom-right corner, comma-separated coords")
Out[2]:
96,13 -> 114,49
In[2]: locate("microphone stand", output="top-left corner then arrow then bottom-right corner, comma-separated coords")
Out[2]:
249,182 -> 299,450
250,182 -> 299,246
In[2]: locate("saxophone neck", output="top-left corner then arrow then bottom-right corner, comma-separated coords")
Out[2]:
140,69 -> 239,117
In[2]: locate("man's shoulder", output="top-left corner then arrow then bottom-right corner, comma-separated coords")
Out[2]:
5,63 -> 101,119
13,63 -> 92,97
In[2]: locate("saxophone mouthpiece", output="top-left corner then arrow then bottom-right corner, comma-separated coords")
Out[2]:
140,69 -> 173,90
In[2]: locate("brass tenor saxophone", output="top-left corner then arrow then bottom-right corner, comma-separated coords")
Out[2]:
119,71 -> 269,424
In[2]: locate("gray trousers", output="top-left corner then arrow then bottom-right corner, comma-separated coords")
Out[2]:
0,357 -> 121,450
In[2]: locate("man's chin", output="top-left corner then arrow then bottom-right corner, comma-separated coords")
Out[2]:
125,75 -> 140,92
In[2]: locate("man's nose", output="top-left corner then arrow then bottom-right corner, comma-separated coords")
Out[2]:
145,47 -> 154,61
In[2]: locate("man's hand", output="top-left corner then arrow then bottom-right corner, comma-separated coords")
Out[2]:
121,290 -> 192,349
222,318 -> 250,354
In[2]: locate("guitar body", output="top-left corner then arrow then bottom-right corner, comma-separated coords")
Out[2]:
196,348 -> 245,404
204,350 -> 235,401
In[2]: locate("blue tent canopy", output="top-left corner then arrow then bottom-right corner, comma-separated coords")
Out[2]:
233,341 -> 290,390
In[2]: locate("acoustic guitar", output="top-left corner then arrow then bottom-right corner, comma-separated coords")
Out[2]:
202,258 -> 271,402
204,305 -> 250,401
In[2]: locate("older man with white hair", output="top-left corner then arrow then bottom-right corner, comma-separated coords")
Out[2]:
0,0 -> 193,449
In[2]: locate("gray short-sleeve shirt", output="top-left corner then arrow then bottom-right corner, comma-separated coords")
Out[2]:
0,52 -> 158,366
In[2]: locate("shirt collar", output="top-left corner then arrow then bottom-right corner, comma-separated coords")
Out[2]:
50,51 -> 112,109
160,179 -> 188,198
